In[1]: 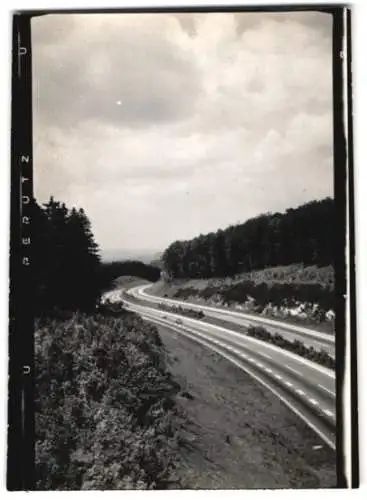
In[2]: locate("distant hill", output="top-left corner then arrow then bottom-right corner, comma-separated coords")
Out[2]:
100,260 -> 161,289
102,248 -> 162,264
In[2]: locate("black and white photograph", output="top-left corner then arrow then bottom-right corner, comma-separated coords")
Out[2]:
7,4 -> 357,491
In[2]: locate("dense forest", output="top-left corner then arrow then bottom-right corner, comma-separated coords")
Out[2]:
33,197 -> 160,314
162,198 -> 334,280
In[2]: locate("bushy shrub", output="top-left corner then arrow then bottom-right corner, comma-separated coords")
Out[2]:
35,312 -> 181,490
174,288 -> 197,300
239,264 -> 334,289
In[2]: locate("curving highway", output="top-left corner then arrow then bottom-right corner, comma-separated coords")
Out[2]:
127,284 -> 335,357
104,285 -> 336,450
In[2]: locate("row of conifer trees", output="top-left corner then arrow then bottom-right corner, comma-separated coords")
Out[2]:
33,197 -> 102,314
162,198 -> 334,279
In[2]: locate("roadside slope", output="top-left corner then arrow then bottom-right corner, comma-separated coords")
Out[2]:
150,264 -> 335,333
35,311 -> 182,490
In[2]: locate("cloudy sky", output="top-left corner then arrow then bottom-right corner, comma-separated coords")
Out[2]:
32,11 -> 333,259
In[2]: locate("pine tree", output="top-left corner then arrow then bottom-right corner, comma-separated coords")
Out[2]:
34,197 -> 102,314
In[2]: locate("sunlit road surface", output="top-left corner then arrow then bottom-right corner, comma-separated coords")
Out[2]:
104,286 -> 336,449
128,284 -> 335,358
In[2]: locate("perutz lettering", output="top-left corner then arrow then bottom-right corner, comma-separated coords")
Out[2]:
20,155 -> 30,163
22,257 -> 30,266
23,366 -> 31,375
22,237 -> 30,245
17,40 -> 28,78
21,177 -> 29,183
22,195 -> 30,204
22,216 -> 30,224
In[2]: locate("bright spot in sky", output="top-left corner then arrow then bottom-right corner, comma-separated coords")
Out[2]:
116,100 -> 122,105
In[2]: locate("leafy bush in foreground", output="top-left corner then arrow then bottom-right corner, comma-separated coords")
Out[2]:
35,311 -> 181,490
247,326 -> 335,370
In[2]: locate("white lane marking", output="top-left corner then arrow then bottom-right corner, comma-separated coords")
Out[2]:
309,398 -> 319,406
265,368 -> 272,373
249,358 -> 255,363
261,353 -> 272,360
125,293 -> 335,379
312,445 -> 323,450
296,389 -> 306,396
285,364 -> 303,377
275,374 -> 282,380
323,409 -> 335,418
139,314 -> 336,450
317,383 -> 336,397
285,381 -> 293,387
256,363 -> 264,368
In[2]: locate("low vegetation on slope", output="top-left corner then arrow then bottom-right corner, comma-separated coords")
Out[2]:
35,310 -> 182,490
226,264 -> 334,289
176,280 -> 332,318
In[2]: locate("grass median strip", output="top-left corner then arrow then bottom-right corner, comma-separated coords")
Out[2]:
246,326 -> 335,370
157,302 -> 206,320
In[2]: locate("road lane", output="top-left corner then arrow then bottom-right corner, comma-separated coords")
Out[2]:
127,284 -> 335,357
129,306 -> 336,449
125,298 -> 335,398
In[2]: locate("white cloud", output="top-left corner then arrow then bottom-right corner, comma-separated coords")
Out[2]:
32,11 -> 333,256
